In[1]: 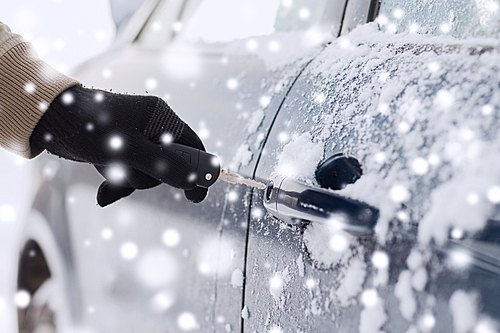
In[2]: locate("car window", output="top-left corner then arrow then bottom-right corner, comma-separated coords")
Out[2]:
378,0 -> 500,38
180,0 -> 331,43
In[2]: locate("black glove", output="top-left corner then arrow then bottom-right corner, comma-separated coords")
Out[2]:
30,85 -> 208,207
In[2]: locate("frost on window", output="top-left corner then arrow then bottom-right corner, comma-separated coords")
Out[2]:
379,0 -> 500,38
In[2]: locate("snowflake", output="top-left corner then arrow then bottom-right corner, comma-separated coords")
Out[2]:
487,186 -> 500,203
440,23 -> 451,33
120,242 -> 139,260
106,165 -> 126,183
86,123 -> 95,131
14,290 -> 30,309
427,61 -> 441,73
162,229 -> 181,247
151,21 -> 162,32
298,7 -> 310,20
226,78 -> 239,90
409,23 -> 419,33
227,190 -> 238,202
329,233 -> 348,252
161,133 -> 174,145
305,278 -> 316,289
178,312 -> 198,331
101,228 -> 113,240
449,250 -> 472,269
172,21 -> 183,32
390,185 -> 410,202
150,290 -> 175,313
145,78 -> 158,90
109,136 -> 123,150
102,68 -> 112,79
268,40 -> 280,52
94,92 -> 104,102
361,289 -> 379,307
259,95 -> 271,108
411,158 -> 429,175
38,102 -> 48,111
482,104 -> 493,115
61,91 -> 74,105
372,251 -> 389,269
187,173 -> 197,182
451,228 -> 464,239
392,8 -> 404,19
378,72 -> 390,82
246,39 -> 258,52
24,82 -> 35,94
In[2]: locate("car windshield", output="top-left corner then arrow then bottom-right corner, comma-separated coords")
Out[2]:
180,0 -> 330,43
378,0 -> 500,38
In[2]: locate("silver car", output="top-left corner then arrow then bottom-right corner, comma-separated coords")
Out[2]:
13,0 -> 500,332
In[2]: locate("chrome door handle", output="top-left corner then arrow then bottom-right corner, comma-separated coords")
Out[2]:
263,177 -> 378,237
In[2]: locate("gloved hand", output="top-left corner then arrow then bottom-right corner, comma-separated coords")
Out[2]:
30,85 -> 208,207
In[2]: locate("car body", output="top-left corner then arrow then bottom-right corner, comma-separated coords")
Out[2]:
11,0 -> 500,332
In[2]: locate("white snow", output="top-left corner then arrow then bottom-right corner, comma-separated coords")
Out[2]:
307,22 -> 500,244
120,242 -> 139,260
419,173 -> 494,244
411,267 -> 428,292
178,312 -> 199,331
417,313 -> 436,332
336,258 -> 367,307
230,268 -> 244,288
275,133 -> 324,181
162,229 -> 181,248
296,254 -> 305,277
302,223 -> 353,268
229,144 -> 253,170
247,109 -> 264,134
14,290 -> 30,309
241,305 -> 249,319
406,249 -> 423,271
359,299 -> 387,333
254,132 -> 265,150
394,270 -> 416,321
269,273 -> 283,300
150,290 -> 176,313
449,290 -> 478,333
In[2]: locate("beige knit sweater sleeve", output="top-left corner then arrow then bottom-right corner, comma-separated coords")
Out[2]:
0,21 -> 80,158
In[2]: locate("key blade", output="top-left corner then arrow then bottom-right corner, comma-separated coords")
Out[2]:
218,169 -> 267,190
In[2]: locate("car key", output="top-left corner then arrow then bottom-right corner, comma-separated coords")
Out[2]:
218,169 -> 267,189
163,143 -> 266,189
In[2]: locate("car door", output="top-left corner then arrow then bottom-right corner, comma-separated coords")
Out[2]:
66,0 -> 345,332
245,0 -> 500,332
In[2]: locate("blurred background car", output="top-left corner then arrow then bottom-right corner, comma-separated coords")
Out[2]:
7,0 -> 500,332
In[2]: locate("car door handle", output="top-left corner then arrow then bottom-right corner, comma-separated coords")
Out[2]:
263,177 -> 378,237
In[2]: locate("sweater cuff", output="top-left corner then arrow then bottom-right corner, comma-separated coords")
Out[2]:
0,42 -> 80,158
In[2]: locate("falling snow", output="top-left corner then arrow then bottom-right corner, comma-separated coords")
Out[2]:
14,290 -> 30,309
120,242 -> 139,260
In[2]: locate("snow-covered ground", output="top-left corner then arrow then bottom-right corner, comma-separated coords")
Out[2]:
0,2 -> 114,331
